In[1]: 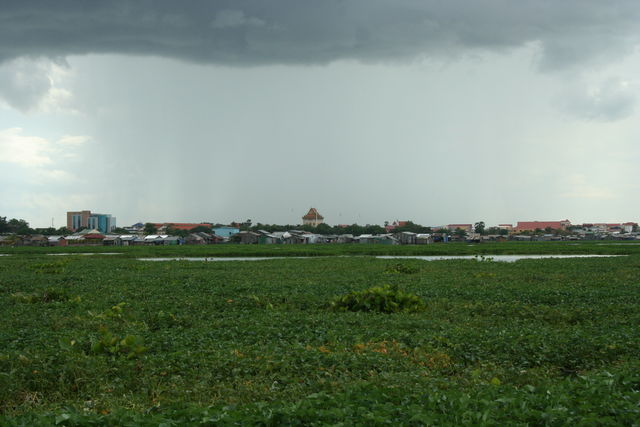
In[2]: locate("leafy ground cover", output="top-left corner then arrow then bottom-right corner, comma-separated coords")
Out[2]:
0,246 -> 639,424
3,240 -> 640,257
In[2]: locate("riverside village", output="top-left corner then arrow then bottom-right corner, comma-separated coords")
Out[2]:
1,208 -> 638,247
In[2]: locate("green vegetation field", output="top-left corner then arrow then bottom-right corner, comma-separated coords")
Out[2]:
1,243 -> 639,424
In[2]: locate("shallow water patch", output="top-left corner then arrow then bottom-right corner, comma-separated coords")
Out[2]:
138,256 -> 295,262
47,252 -> 123,256
136,254 -> 625,262
376,255 -> 624,262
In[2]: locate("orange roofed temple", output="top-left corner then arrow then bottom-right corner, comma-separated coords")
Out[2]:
302,208 -> 324,227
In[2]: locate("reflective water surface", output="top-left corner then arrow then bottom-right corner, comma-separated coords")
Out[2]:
138,254 -> 624,262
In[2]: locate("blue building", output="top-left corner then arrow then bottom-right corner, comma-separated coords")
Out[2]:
87,213 -> 116,234
213,226 -> 240,238
67,210 -> 116,233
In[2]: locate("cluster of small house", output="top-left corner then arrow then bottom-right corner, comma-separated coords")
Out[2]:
232,230 -> 438,245
0,231 -> 215,247
0,228 -> 442,247
2,212 -> 639,247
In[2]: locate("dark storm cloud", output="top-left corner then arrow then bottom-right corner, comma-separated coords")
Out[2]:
0,59 -> 52,111
1,0 -> 639,69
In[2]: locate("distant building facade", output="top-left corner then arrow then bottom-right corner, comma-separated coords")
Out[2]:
302,208 -> 324,227
213,226 -> 240,238
581,222 -> 637,233
515,220 -> 571,232
67,210 -> 116,233
152,223 -> 213,233
447,224 -> 473,232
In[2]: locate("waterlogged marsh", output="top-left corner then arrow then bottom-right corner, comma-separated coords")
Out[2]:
377,254 -> 624,262
137,254 -> 626,262
5,240 -> 640,258
1,247 -> 639,424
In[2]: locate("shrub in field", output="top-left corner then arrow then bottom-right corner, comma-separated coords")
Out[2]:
89,302 -> 130,322
91,326 -> 148,359
330,284 -> 426,313
146,311 -> 187,330
383,263 -> 419,274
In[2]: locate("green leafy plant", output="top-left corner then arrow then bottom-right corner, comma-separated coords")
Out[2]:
89,302 -> 130,321
91,326 -> 148,359
330,284 -> 426,313
248,295 -> 274,309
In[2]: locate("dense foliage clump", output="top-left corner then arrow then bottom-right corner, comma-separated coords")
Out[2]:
384,262 -> 419,274
330,284 -> 426,313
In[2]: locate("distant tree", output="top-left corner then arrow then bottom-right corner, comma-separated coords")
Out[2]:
111,227 -> 130,235
0,216 -> 8,233
56,227 -> 71,236
190,225 -> 212,234
363,224 -> 385,235
335,224 -> 360,235
474,221 -> 486,235
165,226 -> 188,237
486,227 -> 508,236
314,223 -> 333,234
7,218 -> 32,235
143,223 -> 157,235
33,227 -> 56,235
300,224 -> 317,233
393,221 -> 432,234
453,228 -> 467,238
485,226 -> 498,235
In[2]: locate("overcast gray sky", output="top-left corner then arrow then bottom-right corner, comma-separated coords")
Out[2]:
1,1 -> 639,228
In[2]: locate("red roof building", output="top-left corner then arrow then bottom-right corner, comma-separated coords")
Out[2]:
153,223 -> 213,231
515,220 -> 571,232
302,208 -> 324,227
447,224 -> 473,232
385,220 -> 408,232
